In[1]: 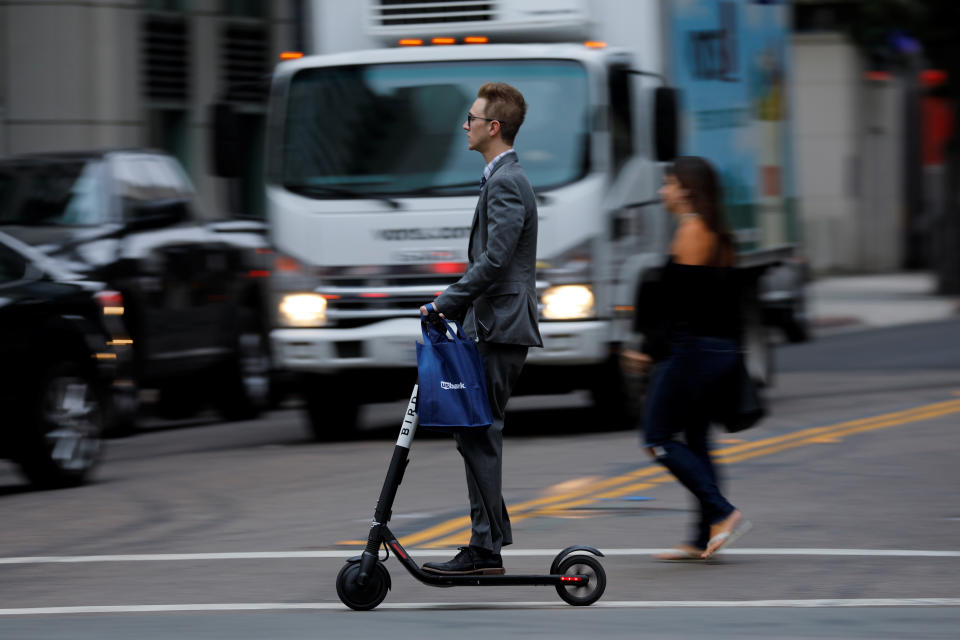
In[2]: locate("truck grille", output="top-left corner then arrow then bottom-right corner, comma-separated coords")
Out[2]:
372,0 -> 496,27
317,269 -> 464,328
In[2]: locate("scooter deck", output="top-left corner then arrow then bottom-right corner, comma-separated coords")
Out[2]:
366,534 -> 591,588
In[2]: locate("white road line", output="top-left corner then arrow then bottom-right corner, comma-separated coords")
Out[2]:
1,548 -> 959,565
2,599 -> 960,616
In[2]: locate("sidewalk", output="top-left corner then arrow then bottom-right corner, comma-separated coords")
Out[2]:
808,271 -> 960,332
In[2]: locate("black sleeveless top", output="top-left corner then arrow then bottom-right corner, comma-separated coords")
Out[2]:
633,257 -> 741,361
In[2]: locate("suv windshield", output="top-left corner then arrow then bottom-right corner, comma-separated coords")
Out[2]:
275,59 -> 590,197
0,160 -> 105,226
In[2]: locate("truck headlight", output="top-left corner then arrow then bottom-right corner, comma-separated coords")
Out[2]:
279,293 -> 327,327
541,285 -> 595,320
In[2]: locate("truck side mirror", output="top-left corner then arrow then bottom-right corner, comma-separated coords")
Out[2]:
654,87 -> 679,162
209,102 -> 241,177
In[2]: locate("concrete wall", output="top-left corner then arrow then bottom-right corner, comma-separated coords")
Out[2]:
792,32 -> 862,273
4,1 -> 142,153
857,75 -> 905,271
793,31 -> 908,274
0,5 -> 5,155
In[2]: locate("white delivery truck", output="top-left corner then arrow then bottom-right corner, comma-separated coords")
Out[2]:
252,0 -> 804,438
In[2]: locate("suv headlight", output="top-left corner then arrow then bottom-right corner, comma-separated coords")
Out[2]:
541,285 -> 595,320
278,293 -> 327,327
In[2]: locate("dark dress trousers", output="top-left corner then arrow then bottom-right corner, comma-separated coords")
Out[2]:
433,152 -> 542,553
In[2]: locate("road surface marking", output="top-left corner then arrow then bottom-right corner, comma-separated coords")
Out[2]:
390,466 -> 669,548
1,548 -> 958,565
2,598 -> 960,616
406,397 -> 960,547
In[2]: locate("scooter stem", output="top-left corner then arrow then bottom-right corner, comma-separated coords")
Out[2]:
357,385 -> 419,587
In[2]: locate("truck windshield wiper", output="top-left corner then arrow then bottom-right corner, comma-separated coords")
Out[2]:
284,183 -> 402,210
398,181 -> 481,196
398,181 -> 550,205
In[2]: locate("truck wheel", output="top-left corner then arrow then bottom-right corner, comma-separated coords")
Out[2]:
300,373 -> 359,441
17,361 -> 105,488
590,355 -> 645,430
214,312 -> 271,422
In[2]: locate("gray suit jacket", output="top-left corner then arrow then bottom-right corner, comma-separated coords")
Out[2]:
434,153 -> 543,347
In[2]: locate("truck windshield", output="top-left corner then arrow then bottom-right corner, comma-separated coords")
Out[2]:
276,60 -> 590,197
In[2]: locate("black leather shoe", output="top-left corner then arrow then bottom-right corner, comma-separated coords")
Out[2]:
422,546 -> 505,575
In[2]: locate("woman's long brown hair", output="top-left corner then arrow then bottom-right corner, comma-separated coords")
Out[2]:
666,156 -> 736,267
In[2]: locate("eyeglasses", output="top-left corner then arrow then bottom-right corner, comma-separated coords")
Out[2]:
466,112 -> 501,126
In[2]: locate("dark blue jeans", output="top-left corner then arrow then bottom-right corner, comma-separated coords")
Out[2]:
643,335 -> 739,549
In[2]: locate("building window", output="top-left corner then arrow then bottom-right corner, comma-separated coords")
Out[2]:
147,0 -> 189,12
142,12 -> 191,172
218,16 -> 269,218
142,15 -> 189,103
225,0 -> 267,18
148,109 -> 191,176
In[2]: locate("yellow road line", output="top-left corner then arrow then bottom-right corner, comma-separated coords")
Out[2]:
425,477 -> 678,547
716,401 -> 960,465
712,398 -> 960,460
374,396 -> 960,548
394,466 -> 668,547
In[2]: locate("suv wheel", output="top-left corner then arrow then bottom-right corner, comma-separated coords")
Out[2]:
156,376 -> 205,420
18,362 -> 105,488
214,310 -> 271,421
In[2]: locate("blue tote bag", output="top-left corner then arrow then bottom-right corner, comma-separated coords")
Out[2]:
416,316 -> 493,430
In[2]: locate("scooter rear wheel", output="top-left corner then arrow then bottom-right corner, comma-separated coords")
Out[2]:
336,561 -> 390,611
554,555 -> 606,606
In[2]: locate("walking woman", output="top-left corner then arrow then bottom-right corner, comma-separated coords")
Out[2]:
622,156 -> 751,560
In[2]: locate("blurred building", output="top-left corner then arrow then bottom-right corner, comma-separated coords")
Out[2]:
0,0 -> 306,220
1,0 -> 936,275
792,0 -> 932,274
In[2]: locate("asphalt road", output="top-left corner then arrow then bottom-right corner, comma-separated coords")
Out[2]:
1,319 -> 959,639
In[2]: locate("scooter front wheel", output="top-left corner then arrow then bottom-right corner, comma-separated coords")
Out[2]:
554,555 -> 606,606
336,560 -> 391,611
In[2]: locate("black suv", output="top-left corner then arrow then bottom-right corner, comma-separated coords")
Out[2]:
0,150 -> 272,427
0,231 -> 133,487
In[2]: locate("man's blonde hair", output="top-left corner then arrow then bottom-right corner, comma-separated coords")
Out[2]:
478,82 -> 527,145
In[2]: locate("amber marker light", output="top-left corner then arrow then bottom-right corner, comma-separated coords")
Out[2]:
464,36 -> 489,44
584,41 -> 607,49
432,37 -> 456,45
399,38 -> 423,46
280,51 -> 304,60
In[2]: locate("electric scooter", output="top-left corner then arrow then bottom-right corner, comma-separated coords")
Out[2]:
335,384 -> 607,611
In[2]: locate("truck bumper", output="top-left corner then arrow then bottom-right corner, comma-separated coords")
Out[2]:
272,319 -> 421,372
527,320 -> 610,365
271,318 -> 611,372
